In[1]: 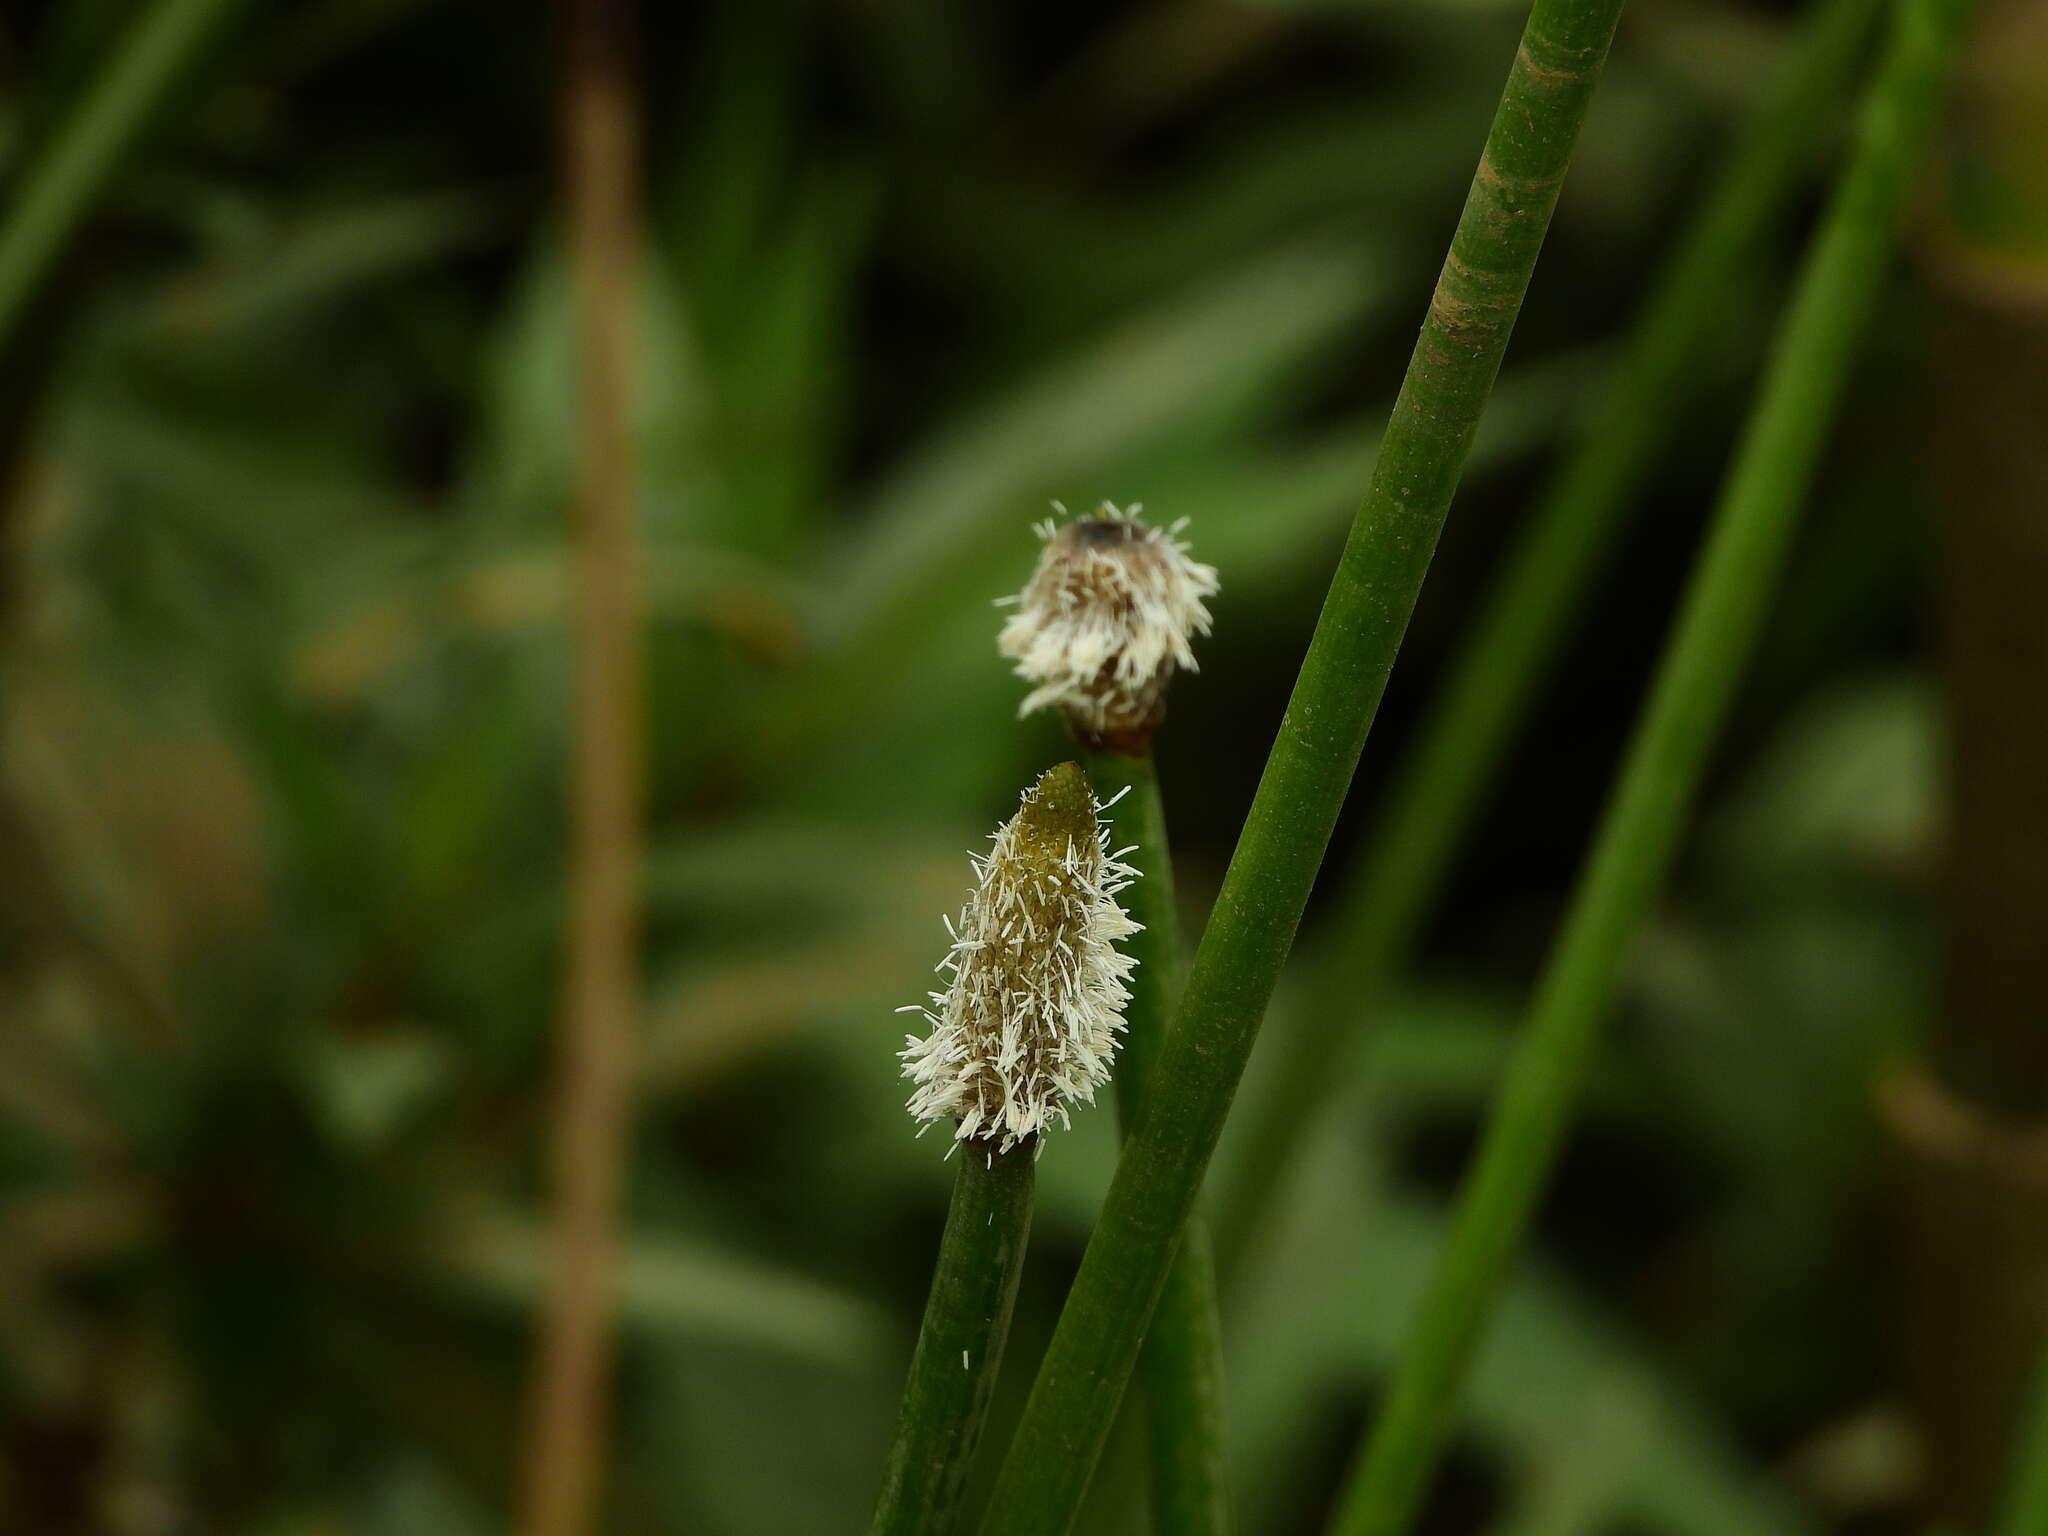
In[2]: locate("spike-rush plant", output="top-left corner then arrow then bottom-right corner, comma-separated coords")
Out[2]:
1213,0 -> 1886,1253
1329,0 -> 1969,1529
0,0 -> 1983,1527
871,762 -> 1138,1536
1003,506 -> 1234,1535
974,0 -> 1635,1527
865,0 -> 1965,1531
874,504 -> 1230,1536
1085,744 -> 1234,1536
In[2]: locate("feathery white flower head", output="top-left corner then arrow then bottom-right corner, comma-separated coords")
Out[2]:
997,503 -> 1219,753
898,762 -> 1140,1154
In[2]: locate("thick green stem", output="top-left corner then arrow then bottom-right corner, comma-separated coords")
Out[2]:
1214,0 -> 1884,1255
973,1 -> 1630,1527
1087,750 -> 1233,1536
1327,2 -> 1970,1531
869,1139 -> 1037,1536
0,0 -> 249,359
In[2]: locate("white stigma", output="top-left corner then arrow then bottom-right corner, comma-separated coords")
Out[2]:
996,502 -> 1219,744
898,763 -> 1140,1154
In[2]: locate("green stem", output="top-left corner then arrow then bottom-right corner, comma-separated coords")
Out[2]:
1087,750 -> 1233,1536
1327,2 -> 1970,1531
1213,0 -> 1884,1255
1139,1220 -> 1229,1535
0,0 -> 249,359
869,1138 -> 1037,1536
1997,1329 -> 2048,1536
974,0 -> 1631,1526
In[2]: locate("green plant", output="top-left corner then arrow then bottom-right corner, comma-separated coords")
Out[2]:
0,0 -> 1987,1530
1214,0 -> 1885,1249
869,1140 -> 1037,1536
1327,1 -> 1970,1527
1997,1333 -> 2048,1536
1088,748 -> 1231,1536
974,0 -> 1633,1525
873,761 -> 1135,1533
0,0 -> 249,355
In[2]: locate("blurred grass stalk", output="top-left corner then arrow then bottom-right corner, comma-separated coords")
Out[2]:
1326,1 -> 1970,1530
0,0 -> 247,357
1215,0 -> 1885,1253
973,0 -> 1633,1525
869,1141 -> 1037,1536
1997,1335 -> 2048,1536
1088,749 -> 1232,1536
518,0 -> 645,1532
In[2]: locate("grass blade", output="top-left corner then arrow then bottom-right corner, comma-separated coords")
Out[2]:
0,0 -> 248,357
972,0 -> 1633,1526
1089,750 -> 1233,1536
1326,2 -> 1971,1529
869,1141 -> 1037,1536
1215,0 -> 1886,1250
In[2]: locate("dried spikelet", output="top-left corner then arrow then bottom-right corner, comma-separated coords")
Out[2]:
996,503 -> 1219,753
898,762 -> 1140,1153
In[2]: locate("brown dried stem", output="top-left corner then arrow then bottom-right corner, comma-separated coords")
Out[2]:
517,0 -> 645,1532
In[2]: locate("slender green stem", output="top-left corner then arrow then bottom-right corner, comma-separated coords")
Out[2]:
974,1 -> 1631,1526
1996,1328 -> 2048,1536
1089,752 -> 1179,1127
869,1138 -> 1037,1536
1088,750 -> 1233,1536
1327,3 -> 1970,1531
1215,0 -> 1884,1254
0,0 -> 249,358
1138,1219 -> 1230,1535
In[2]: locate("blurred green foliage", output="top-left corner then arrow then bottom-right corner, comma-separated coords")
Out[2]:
0,0 -> 1943,1531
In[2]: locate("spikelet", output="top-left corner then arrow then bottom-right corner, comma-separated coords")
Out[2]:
898,763 -> 1140,1153
996,502 -> 1219,753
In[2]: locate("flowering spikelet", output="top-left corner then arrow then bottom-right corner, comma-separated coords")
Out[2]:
898,762 -> 1140,1153
996,502 -> 1219,752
